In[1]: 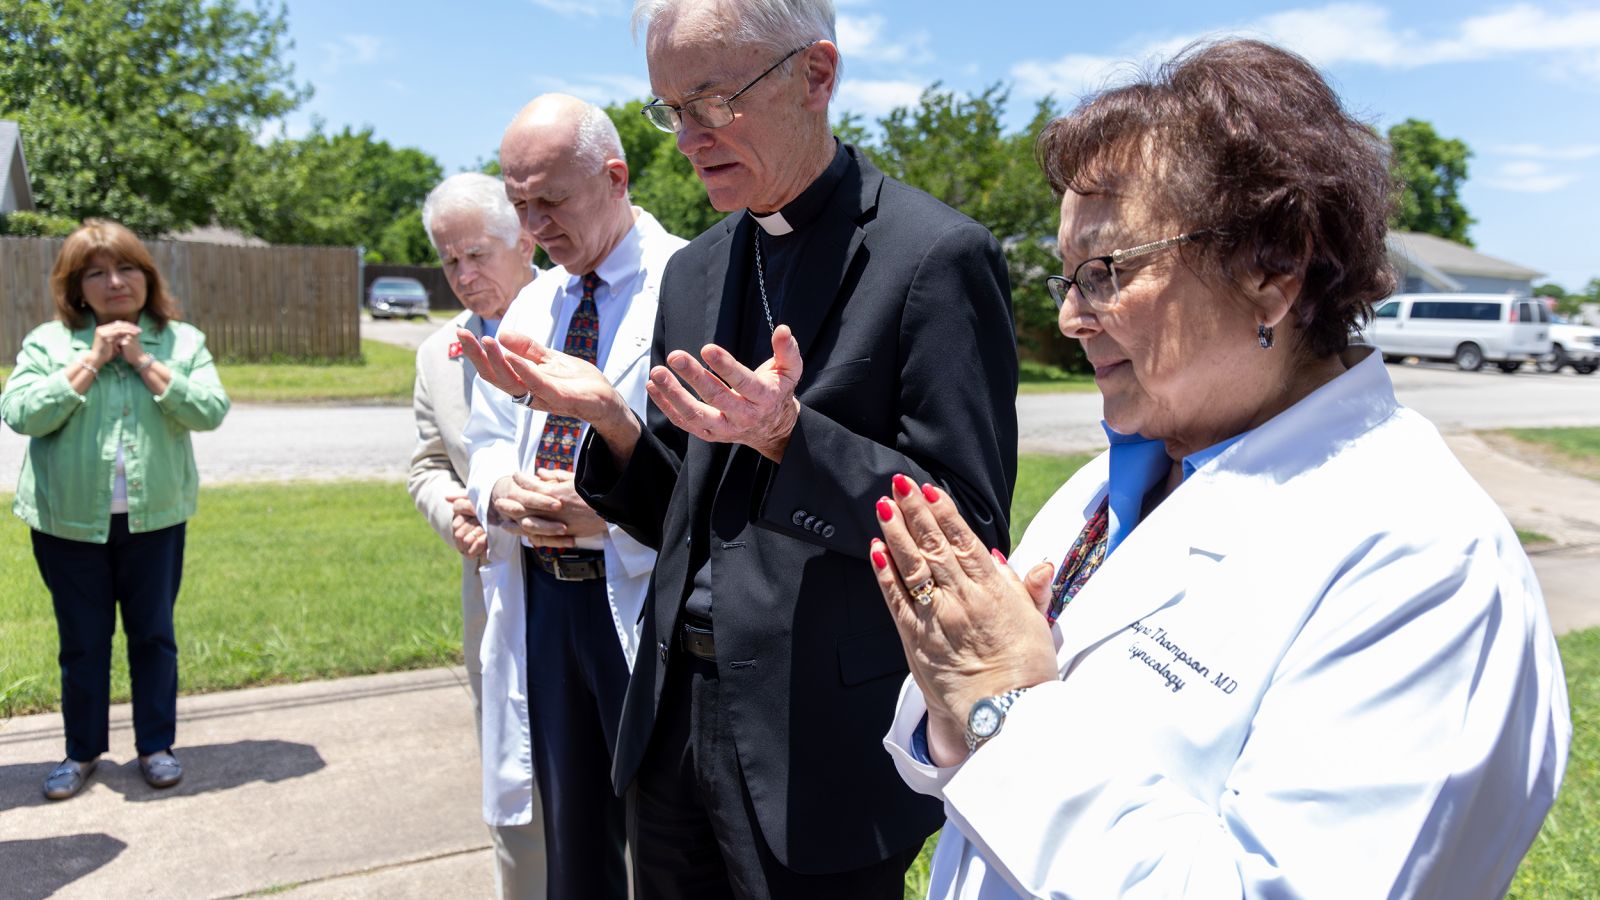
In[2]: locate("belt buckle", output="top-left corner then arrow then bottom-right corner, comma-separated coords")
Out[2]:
549,554 -> 602,582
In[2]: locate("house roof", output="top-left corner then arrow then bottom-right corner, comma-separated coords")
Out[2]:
1,120 -> 37,213
167,223 -> 269,247
1387,231 -> 1543,283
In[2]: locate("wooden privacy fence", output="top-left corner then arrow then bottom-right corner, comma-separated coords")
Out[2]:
0,237 -> 361,363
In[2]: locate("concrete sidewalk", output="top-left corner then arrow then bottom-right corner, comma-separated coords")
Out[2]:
0,669 -> 497,899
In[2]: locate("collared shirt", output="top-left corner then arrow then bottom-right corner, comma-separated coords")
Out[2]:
545,217 -> 661,370
0,314 -> 231,542
1102,426 -> 1248,555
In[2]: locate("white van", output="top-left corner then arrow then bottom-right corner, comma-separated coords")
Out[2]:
1363,293 -> 1552,372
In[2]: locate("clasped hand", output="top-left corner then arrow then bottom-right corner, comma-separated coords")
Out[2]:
89,321 -> 147,367
870,475 -> 1059,766
445,491 -> 487,558
490,470 -> 606,548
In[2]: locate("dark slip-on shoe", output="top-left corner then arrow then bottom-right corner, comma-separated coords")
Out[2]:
139,751 -> 183,789
43,757 -> 99,801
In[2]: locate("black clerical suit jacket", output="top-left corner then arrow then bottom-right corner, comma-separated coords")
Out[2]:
578,145 -> 1018,874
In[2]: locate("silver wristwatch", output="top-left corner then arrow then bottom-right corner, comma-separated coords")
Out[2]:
964,688 -> 1030,752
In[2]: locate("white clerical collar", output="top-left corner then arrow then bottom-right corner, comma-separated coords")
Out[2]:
751,209 -> 794,236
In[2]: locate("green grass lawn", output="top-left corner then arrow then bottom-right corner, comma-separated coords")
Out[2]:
1511,626 -> 1599,898
1017,359 -> 1098,395
0,481 -> 461,717
215,339 -> 416,404
2,340 -> 417,406
1505,427 -> 1600,480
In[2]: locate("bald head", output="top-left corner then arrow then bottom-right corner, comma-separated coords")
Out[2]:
499,93 -> 637,275
503,93 -> 626,178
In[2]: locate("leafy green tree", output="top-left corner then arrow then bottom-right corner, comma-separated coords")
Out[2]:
854,85 -> 1069,364
372,207 -> 437,266
219,123 -> 442,259
0,210 -> 79,237
1388,118 -> 1475,246
0,0 -> 307,234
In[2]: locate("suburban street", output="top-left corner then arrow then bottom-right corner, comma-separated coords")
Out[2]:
5,357 -> 1599,489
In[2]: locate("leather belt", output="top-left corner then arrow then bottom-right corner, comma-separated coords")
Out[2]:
532,551 -> 606,582
679,621 -> 717,662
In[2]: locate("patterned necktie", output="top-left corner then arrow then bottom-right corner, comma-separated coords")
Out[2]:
533,273 -> 600,560
1046,495 -> 1111,623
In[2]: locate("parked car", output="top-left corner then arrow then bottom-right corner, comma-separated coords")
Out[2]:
1359,293 -> 1551,372
1538,315 -> 1600,375
366,277 -> 430,319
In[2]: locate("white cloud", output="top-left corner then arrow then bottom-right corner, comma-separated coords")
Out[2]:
837,13 -> 931,65
319,33 -> 383,74
528,0 -> 627,18
1483,160 -> 1579,193
1491,144 -> 1600,161
836,78 -> 926,117
1011,3 -> 1600,98
530,73 -> 653,105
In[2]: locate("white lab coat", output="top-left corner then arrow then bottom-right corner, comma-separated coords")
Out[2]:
885,347 -> 1571,899
463,210 -> 683,826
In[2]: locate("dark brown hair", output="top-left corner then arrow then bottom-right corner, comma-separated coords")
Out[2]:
50,219 -> 182,331
1037,39 -> 1396,357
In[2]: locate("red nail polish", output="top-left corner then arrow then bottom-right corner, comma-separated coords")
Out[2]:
871,550 -> 888,569
876,498 -> 893,522
991,548 -> 1007,564
921,483 -> 939,503
892,474 -> 914,497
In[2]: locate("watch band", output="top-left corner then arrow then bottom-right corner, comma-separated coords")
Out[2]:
964,687 -> 1030,752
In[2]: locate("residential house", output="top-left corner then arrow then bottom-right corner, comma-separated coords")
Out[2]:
1386,230 -> 1542,297
1,120 -> 36,215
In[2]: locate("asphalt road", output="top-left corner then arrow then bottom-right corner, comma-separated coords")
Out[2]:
3,358 -> 1599,489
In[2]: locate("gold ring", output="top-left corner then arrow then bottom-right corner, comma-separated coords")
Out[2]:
907,578 -> 936,606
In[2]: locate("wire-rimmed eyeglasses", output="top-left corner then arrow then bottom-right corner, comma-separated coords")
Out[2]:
1046,231 -> 1208,311
641,42 -> 817,134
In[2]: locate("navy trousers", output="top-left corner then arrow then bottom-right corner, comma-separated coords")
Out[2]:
31,515 -> 186,761
523,548 -> 631,900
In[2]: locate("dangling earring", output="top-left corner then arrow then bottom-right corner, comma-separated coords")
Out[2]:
1257,323 -> 1274,350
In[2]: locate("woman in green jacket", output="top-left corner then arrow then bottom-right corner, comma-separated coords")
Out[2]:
0,219 -> 230,800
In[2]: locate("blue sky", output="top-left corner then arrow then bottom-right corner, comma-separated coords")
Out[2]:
275,1 -> 1600,291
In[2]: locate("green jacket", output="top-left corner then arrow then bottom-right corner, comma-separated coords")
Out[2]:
1,314 -> 230,542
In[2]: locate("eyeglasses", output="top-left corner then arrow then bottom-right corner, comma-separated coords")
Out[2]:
1046,231 -> 1207,311
641,42 -> 816,134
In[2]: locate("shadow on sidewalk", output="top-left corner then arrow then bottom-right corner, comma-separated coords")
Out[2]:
0,739 -> 326,809
0,833 -> 126,897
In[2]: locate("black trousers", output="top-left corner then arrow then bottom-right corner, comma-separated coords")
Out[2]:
523,550 -> 631,900
31,515 -> 186,762
629,650 -> 918,900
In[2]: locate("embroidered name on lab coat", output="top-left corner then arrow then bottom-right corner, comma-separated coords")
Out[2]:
1126,619 -> 1239,695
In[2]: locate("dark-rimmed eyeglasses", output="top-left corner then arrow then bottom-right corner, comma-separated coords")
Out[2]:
1046,231 -> 1208,311
641,42 -> 817,134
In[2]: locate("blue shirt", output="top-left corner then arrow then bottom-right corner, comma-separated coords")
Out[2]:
1102,425 -> 1247,555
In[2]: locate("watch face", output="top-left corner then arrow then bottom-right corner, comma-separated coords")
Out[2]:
970,699 -> 1002,738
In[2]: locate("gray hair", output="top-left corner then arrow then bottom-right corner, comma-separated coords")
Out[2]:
632,0 -> 836,61
422,172 -> 522,251
573,103 -> 627,175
